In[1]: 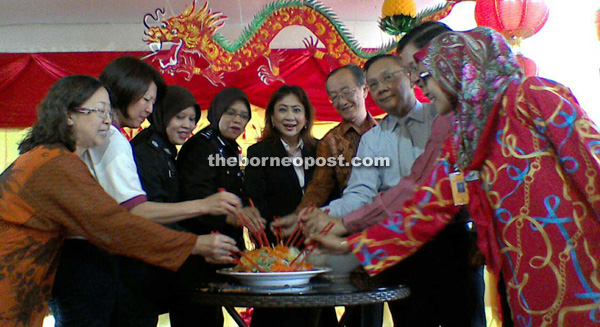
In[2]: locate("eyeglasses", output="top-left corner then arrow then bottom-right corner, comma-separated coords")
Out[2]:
223,108 -> 250,121
406,62 -> 419,76
328,87 -> 357,104
414,71 -> 432,89
367,70 -> 406,91
72,107 -> 113,120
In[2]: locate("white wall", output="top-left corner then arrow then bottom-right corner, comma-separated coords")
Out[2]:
442,1 -> 600,123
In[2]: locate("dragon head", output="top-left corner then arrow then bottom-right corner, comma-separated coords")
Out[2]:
143,1 -> 227,71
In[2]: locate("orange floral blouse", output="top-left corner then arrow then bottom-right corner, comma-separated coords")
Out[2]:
0,145 -> 196,327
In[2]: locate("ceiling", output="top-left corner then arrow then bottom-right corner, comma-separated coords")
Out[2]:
0,0 -> 446,26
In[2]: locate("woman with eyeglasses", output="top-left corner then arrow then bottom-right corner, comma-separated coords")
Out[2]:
49,57 -> 242,327
0,75 -> 240,327
178,86 -> 264,239
176,88 -> 265,323
308,27 -> 600,326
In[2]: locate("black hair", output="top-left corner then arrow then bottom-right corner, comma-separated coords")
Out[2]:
99,56 -> 166,118
19,75 -> 104,154
326,64 -> 366,89
363,54 -> 403,73
397,21 -> 452,54
262,85 -> 316,148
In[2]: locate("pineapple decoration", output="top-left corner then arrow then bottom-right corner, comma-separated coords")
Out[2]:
379,0 -> 418,36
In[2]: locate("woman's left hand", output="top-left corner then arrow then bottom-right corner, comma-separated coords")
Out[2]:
226,206 -> 265,232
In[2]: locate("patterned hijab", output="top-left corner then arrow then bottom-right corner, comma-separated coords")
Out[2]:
418,27 -> 523,169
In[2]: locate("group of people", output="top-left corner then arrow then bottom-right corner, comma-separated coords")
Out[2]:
1,20 -> 599,327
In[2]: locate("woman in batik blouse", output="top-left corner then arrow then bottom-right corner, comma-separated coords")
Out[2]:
0,75 -> 238,327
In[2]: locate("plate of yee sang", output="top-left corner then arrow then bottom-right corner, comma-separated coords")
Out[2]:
218,245 -> 330,287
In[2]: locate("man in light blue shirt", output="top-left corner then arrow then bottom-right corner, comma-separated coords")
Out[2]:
324,54 -> 437,217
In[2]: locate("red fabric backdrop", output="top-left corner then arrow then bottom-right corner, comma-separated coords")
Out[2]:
0,50 -> 427,127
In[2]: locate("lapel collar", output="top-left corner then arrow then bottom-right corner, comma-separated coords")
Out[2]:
275,139 -> 303,195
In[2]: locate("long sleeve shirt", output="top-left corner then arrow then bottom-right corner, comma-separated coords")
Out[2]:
0,145 -> 196,327
342,112 -> 454,233
296,113 -> 377,211
348,77 -> 600,326
325,101 -> 437,217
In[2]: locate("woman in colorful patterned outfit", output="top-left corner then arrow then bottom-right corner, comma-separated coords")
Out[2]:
0,75 -> 239,327
308,27 -> 600,326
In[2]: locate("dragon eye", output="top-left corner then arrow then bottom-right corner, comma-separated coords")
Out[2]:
171,29 -> 178,35
160,23 -> 167,28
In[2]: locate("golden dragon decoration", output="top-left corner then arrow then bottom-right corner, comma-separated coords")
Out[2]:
143,0 -> 463,86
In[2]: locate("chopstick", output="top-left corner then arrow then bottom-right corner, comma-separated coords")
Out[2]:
286,203 -> 317,247
232,250 -> 265,272
273,216 -> 283,246
248,198 -> 270,247
218,190 -> 269,249
289,221 -> 335,268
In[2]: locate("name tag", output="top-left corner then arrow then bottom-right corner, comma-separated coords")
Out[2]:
450,171 -> 469,206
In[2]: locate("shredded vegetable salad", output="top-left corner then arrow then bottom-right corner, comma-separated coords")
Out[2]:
233,245 -> 314,272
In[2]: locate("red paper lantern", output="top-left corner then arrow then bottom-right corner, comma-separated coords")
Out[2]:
516,54 -> 538,76
475,0 -> 549,44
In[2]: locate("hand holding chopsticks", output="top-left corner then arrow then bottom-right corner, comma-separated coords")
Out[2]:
289,221 -> 335,267
237,206 -> 266,233
300,207 -> 348,237
192,232 -> 240,264
199,190 -> 242,217
229,207 -> 269,248
303,234 -> 351,255
270,213 -> 299,237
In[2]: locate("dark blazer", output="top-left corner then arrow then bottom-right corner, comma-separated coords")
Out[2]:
131,128 -> 179,203
131,128 -> 185,234
176,126 -> 244,244
244,137 -> 317,242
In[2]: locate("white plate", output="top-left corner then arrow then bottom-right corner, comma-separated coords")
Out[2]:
217,267 -> 331,287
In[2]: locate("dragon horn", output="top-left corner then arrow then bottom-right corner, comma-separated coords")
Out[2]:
143,8 -> 165,30
200,1 -> 209,13
182,1 -> 198,17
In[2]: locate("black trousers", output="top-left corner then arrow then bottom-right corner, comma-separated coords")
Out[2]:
49,240 -> 120,327
113,255 -> 223,327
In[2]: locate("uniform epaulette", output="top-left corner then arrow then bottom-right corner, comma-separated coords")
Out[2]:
147,133 -> 163,153
198,129 -> 213,140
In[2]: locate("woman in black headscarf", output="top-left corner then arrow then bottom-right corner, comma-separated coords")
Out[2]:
132,84 -> 200,206
115,85 -> 213,327
177,87 -> 264,249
